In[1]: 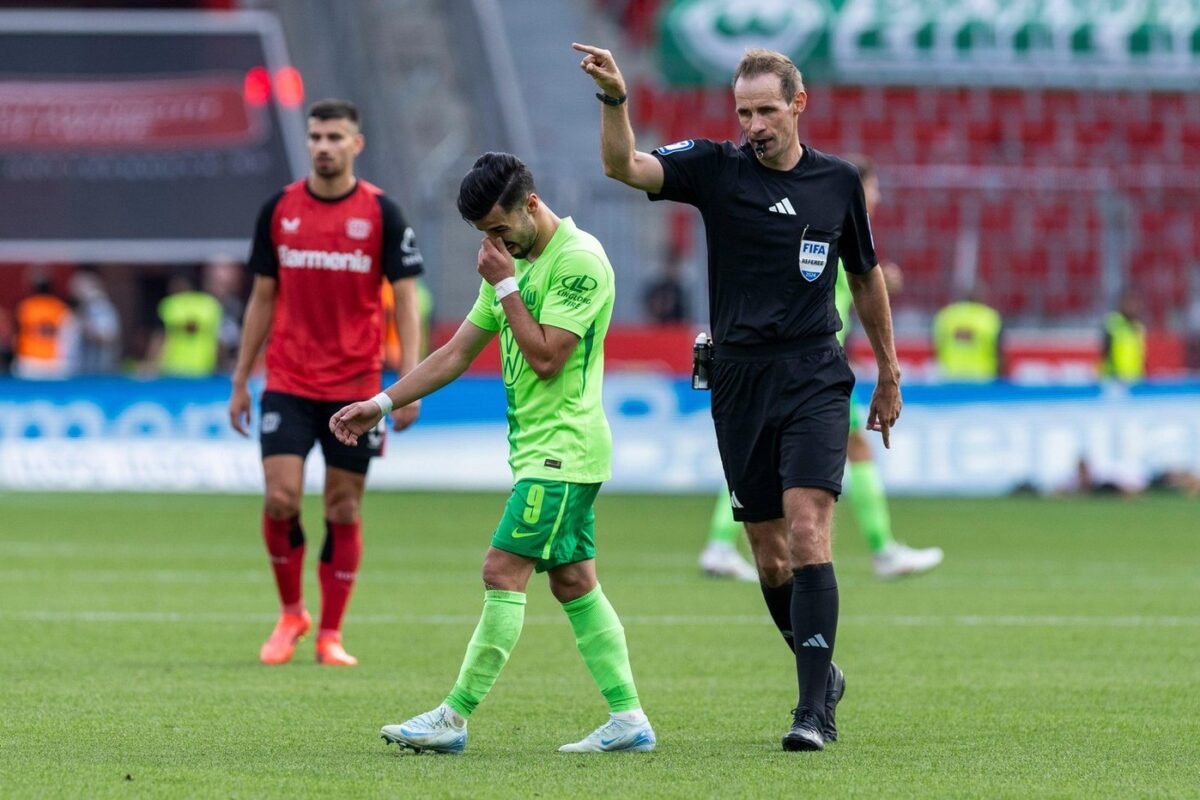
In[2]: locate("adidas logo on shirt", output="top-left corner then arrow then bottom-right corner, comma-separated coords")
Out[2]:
768,198 -> 796,215
801,633 -> 830,649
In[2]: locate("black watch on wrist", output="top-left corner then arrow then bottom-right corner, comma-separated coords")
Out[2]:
595,91 -> 627,106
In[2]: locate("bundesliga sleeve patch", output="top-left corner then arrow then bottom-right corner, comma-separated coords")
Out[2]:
655,139 -> 694,155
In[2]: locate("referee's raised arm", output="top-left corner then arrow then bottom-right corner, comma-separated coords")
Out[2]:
572,43 -> 664,193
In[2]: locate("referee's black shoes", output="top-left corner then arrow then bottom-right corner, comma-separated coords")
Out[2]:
782,708 -> 825,751
823,662 -> 846,742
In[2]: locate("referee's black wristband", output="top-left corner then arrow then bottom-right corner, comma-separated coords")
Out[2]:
596,92 -> 627,107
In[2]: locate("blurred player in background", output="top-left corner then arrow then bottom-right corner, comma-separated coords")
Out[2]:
228,98 -> 425,667
332,152 -> 655,754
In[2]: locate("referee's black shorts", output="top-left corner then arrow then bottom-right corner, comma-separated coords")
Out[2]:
260,390 -> 385,475
710,335 -> 854,523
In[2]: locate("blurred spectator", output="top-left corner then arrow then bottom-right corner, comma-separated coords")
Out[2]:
932,287 -> 1003,381
67,269 -> 120,374
13,272 -> 73,379
642,247 -> 691,323
143,274 -> 222,377
1188,269 -> 1200,373
1051,458 -> 1200,499
0,305 -> 13,374
203,256 -> 246,372
1099,289 -> 1146,383
382,277 -> 433,370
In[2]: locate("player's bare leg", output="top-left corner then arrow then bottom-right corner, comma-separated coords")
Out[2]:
260,455 -> 310,665
316,466 -> 366,666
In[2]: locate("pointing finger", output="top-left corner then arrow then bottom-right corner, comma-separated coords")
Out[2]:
572,42 -> 605,57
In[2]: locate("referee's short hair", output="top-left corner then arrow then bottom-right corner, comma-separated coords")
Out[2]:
732,49 -> 805,100
457,152 -> 537,222
308,98 -> 360,127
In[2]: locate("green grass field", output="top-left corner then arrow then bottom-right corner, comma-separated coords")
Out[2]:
1,491 -> 1197,798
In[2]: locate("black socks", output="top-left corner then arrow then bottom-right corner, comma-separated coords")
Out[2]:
760,580 -> 796,652
790,563 -> 838,715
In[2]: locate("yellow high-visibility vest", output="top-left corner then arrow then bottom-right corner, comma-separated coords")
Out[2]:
159,291 -> 222,377
1102,312 -> 1146,382
932,301 -> 1002,381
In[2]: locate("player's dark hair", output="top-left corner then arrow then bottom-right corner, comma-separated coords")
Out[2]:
846,153 -> 876,183
733,48 -> 805,101
308,98 -> 360,127
456,152 -> 537,222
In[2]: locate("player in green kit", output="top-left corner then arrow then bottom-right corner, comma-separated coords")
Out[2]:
330,153 -> 654,754
700,155 -> 941,580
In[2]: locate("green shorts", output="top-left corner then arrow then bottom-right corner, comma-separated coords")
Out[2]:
491,479 -> 601,573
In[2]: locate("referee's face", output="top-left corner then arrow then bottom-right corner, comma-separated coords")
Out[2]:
474,197 -> 538,260
307,117 -> 364,180
734,73 -> 805,163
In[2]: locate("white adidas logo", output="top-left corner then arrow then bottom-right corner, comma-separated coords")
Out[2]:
730,491 -> 744,509
768,197 -> 796,215
801,633 -> 830,649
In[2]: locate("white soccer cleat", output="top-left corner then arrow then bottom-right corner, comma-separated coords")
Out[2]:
558,713 -> 657,753
699,542 -> 759,582
873,542 -> 944,579
380,704 -> 467,754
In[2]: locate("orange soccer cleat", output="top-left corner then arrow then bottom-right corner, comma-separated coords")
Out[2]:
259,610 -> 312,665
315,631 -> 359,666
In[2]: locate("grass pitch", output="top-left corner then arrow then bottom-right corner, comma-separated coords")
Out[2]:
1,491 -> 1197,798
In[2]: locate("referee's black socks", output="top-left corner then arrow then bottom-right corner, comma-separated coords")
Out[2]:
760,580 -> 796,652
791,562 -> 838,716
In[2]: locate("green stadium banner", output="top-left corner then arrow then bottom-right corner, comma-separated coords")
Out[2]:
657,0 -> 1200,89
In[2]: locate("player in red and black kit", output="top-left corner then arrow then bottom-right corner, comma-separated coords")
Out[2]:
228,99 -> 425,666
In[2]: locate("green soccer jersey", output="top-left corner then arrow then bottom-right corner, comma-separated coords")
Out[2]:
834,258 -> 852,347
466,217 -> 614,484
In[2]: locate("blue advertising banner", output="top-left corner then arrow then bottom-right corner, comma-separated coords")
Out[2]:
2,376 -> 1198,495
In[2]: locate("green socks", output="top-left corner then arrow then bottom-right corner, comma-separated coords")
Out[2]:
707,489 -> 742,546
562,585 -> 641,713
847,460 -> 895,554
443,585 -> 640,718
445,589 -> 526,718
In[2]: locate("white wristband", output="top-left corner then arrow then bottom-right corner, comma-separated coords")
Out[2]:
370,391 -> 394,415
493,277 -> 519,300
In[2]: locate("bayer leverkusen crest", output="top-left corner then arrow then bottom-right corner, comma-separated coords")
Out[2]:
346,218 -> 371,240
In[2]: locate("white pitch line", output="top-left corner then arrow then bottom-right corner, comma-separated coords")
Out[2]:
1,611 -> 1198,627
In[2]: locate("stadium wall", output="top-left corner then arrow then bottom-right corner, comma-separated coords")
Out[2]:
2,376 -> 1198,496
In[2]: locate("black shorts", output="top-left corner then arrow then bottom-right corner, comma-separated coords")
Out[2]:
260,390 -> 385,475
710,336 -> 854,523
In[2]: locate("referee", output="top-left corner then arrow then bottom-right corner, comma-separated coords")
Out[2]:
574,43 -> 902,751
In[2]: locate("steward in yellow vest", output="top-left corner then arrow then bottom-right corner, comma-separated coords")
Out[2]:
932,298 -> 1002,381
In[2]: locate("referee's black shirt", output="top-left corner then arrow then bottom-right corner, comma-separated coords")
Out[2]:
649,139 -> 877,347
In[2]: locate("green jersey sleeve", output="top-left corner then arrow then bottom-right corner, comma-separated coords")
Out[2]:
834,258 -> 852,346
538,251 -> 612,338
466,279 -> 501,332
